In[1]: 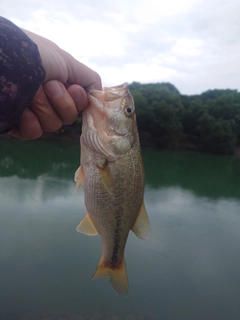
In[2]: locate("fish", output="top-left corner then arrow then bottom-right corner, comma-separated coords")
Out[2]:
74,82 -> 151,295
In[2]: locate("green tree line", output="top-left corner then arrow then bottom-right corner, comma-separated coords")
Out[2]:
47,82 -> 240,155
129,82 -> 240,154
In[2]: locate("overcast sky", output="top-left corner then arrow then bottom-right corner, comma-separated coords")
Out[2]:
1,0 -> 240,94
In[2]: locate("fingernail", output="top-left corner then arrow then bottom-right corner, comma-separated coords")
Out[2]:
45,81 -> 63,97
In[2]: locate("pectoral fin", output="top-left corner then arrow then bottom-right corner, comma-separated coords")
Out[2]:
74,166 -> 84,191
131,202 -> 151,240
97,162 -> 113,194
76,213 -> 98,236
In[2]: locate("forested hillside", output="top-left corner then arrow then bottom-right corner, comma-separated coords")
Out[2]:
129,82 -> 240,154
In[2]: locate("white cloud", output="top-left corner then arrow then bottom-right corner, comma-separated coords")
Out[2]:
1,0 -> 240,94
12,9 -> 128,61
135,0 -> 196,23
97,62 -> 177,87
172,38 -> 203,57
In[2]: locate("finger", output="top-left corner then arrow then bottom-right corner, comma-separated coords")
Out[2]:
44,80 -> 79,125
67,84 -> 89,112
30,86 -> 63,132
22,29 -> 102,90
9,107 -> 43,140
63,52 -> 102,90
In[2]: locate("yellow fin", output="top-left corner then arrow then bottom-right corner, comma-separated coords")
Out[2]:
97,162 -> 113,194
74,166 -> 84,191
76,213 -> 98,236
92,258 -> 128,295
131,202 -> 151,240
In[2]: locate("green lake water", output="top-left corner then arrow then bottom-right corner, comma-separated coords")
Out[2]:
1,138 -> 240,320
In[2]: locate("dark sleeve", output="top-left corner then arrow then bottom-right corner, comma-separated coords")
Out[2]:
0,17 -> 46,133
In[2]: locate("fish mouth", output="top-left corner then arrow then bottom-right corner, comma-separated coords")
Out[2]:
104,82 -> 129,95
86,83 -> 130,119
86,83 -> 131,120
87,82 -> 129,103
87,94 -> 105,112
88,82 -> 128,93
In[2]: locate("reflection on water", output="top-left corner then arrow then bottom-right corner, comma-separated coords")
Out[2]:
0,139 -> 240,320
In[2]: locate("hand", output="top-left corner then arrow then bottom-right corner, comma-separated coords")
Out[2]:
9,30 -> 102,139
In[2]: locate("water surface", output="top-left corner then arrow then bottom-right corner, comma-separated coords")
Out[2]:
1,139 -> 240,320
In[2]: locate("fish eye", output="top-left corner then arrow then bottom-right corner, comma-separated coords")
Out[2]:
124,105 -> 134,116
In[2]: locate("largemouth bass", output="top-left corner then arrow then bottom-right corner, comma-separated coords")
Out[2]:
75,83 -> 151,295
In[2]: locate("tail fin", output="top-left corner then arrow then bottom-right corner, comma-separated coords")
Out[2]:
92,257 -> 128,295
